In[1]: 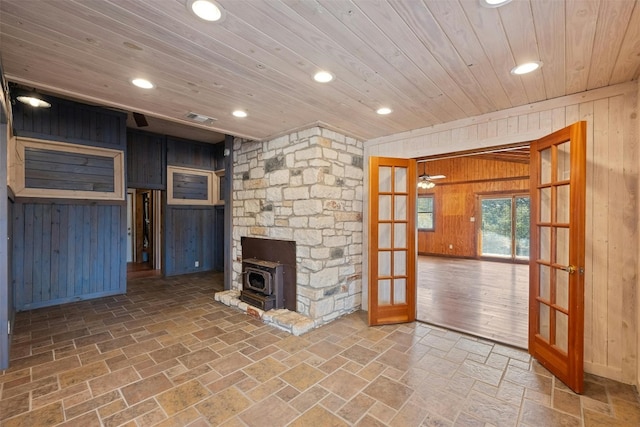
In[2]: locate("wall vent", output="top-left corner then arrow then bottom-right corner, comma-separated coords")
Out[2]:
185,112 -> 217,125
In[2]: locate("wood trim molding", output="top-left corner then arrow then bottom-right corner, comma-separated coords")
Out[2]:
167,165 -> 217,206
14,137 -> 124,200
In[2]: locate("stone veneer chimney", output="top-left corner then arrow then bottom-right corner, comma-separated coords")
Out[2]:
232,127 -> 363,326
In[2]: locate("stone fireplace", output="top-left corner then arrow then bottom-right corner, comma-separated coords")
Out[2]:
231,126 -> 364,327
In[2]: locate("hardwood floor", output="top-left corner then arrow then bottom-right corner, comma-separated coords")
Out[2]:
416,256 -> 529,349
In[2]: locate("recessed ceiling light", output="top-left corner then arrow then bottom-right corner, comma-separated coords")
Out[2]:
232,110 -> 247,118
131,78 -> 154,89
313,71 -> 334,83
510,61 -> 543,75
17,95 -> 51,108
377,107 -> 392,115
479,0 -> 513,8
187,0 -> 224,22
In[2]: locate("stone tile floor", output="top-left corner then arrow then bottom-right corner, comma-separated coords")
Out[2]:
1,272 -> 639,426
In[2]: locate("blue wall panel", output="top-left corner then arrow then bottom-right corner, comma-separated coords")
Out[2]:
11,92 -> 127,311
164,206 -> 214,276
167,137 -> 219,170
25,148 -> 115,192
12,90 -> 126,150
127,129 -> 166,189
13,202 -> 126,310
163,139 -> 225,276
172,172 -> 208,200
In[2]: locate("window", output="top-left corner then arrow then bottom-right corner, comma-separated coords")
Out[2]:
417,195 -> 434,230
479,194 -> 530,260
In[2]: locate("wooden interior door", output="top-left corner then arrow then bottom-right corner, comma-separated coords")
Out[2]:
529,121 -> 586,393
368,157 -> 417,325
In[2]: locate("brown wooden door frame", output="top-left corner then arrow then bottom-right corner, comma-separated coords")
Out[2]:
368,157 -> 417,326
529,121 -> 586,393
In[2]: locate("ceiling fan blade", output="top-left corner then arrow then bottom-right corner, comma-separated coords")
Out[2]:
429,174 -> 446,180
133,112 -> 149,127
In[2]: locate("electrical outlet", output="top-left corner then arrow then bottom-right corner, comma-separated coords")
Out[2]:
195,261 -> 200,267
449,244 -> 453,249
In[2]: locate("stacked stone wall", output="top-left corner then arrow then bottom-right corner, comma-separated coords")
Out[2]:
232,127 -> 363,325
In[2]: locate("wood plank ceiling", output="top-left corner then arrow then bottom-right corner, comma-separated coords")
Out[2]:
1,0 -> 639,142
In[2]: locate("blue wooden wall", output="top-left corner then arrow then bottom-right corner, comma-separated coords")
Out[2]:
127,129 -> 166,190
172,172 -> 208,200
25,148 -> 115,192
167,136 -> 224,171
12,89 -> 125,149
165,206 -> 215,275
164,137 -> 223,276
1,115 -> 14,369
13,203 -> 126,310
11,91 -> 127,311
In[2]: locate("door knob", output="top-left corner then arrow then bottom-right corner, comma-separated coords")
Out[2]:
559,265 -> 576,274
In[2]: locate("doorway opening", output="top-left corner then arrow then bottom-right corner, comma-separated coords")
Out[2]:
127,188 -> 162,279
415,143 -> 530,349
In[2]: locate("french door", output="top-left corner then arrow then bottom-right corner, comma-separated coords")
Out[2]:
529,122 -> 586,393
368,157 -> 417,325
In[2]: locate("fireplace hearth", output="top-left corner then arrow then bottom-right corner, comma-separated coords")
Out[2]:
240,258 -> 284,311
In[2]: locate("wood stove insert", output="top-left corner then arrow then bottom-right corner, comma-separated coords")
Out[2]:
241,237 -> 296,311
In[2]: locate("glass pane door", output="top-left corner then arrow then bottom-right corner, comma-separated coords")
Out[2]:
479,194 -> 530,261
368,157 -> 416,325
529,122 -> 586,393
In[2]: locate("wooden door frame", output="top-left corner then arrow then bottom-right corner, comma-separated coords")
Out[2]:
126,189 -> 135,263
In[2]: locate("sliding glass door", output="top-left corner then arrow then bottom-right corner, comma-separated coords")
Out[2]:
479,194 -> 530,261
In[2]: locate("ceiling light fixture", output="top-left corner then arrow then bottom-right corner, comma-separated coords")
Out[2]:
188,0 -> 224,22
377,107 -> 392,115
479,0 -> 513,8
510,61 -> 543,75
131,78 -> 154,89
16,95 -> 51,108
232,110 -> 247,118
417,177 -> 436,189
313,71 -> 334,83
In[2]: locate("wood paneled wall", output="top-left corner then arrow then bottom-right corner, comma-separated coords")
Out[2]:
13,203 -> 126,310
127,130 -> 224,276
10,93 -> 127,311
127,130 -> 166,189
167,137 -> 224,171
172,172 -> 208,201
418,156 -> 529,257
11,88 -> 125,150
365,82 -> 639,384
164,139 -> 225,276
1,117 -> 14,370
164,206 -> 215,275
25,147 -> 115,192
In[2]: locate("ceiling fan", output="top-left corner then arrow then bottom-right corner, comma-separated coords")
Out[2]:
417,163 -> 445,189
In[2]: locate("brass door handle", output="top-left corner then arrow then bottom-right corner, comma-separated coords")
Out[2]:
559,265 -> 577,274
